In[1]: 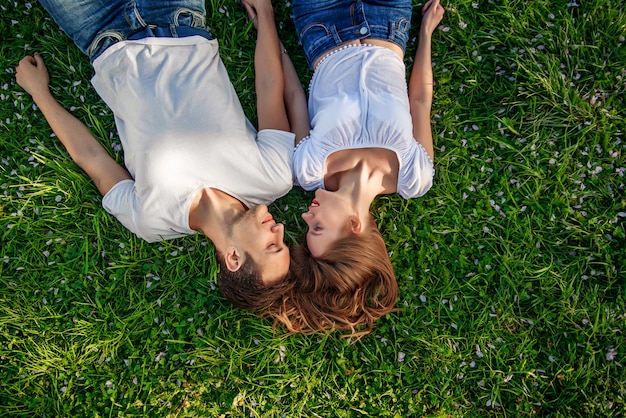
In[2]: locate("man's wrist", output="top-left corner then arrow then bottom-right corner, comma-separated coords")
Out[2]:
31,88 -> 54,105
255,6 -> 275,22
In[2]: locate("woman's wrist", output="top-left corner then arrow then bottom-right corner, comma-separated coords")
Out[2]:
418,28 -> 434,41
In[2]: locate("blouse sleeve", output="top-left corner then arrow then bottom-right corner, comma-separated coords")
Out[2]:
397,141 -> 435,199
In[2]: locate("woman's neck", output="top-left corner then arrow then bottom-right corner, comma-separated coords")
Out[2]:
325,148 -> 399,228
329,162 -> 389,226
325,148 -> 399,195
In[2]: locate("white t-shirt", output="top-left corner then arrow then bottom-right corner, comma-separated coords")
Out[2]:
293,45 -> 433,199
91,37 -> 294,242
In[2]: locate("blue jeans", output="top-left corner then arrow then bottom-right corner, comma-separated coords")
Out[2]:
292,0 -> 412,68
38,0 -> 208,62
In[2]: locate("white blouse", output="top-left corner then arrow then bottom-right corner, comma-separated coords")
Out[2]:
293,44 -> 434,199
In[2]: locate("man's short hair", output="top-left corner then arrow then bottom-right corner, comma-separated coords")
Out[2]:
216,251 -> 293,311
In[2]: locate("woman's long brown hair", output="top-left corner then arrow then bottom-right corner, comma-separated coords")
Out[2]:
265,220 -> 398,337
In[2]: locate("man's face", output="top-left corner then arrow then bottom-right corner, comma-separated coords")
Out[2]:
229,205 -> 290,284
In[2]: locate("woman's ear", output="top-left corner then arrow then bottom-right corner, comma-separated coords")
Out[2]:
349,215 -> 362,234
224,246 -> 243,272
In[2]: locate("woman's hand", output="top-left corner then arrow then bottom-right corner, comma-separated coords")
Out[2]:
16,53 -> 50,100
421,0 -> 445,36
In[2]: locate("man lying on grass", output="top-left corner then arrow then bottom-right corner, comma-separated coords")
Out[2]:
15,0 -> 308,310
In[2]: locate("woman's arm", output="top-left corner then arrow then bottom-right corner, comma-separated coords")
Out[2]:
243,0 -> 290,133
16,53 -> 132,195
408,0 -> 445,163
280,44 -> 310,145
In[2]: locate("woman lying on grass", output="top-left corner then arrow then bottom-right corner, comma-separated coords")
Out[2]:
267,0 -> 446,336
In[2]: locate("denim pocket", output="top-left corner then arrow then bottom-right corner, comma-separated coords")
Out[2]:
300,22 -> 339,54
391,17 -> 410,46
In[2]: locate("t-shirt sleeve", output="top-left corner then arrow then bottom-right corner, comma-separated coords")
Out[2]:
101,179 -> 149,241
398,142 -> 435,199
256,129 -> 295,186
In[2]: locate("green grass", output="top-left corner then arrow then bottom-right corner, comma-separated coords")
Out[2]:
1,0 -> 625,416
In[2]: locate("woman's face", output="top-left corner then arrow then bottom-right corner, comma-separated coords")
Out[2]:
301,189 -> 355,257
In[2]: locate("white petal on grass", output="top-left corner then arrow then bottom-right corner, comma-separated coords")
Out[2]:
606,347 -> 617,361
398,352 -> 406,362
275,345 -> 287,363
476,344 -> 484,358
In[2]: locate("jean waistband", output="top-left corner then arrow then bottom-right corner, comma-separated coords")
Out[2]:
128,25 -> 212,41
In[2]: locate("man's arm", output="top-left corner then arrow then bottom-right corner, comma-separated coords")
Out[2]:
243,0 -> 290,133
408,0 -> 445,163
16,53 -> 132,196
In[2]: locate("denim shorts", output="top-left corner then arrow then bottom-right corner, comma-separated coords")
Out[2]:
292,0 -> 412,68
38,0 -> 210,62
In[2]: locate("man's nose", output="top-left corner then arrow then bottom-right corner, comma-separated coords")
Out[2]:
271,222 -> 284,233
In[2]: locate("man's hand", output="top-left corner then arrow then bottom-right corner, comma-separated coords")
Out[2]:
16,53 -> 51,100
242,0 -> 273,30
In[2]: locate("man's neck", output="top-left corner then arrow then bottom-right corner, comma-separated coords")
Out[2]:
188,188 -> 246,250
